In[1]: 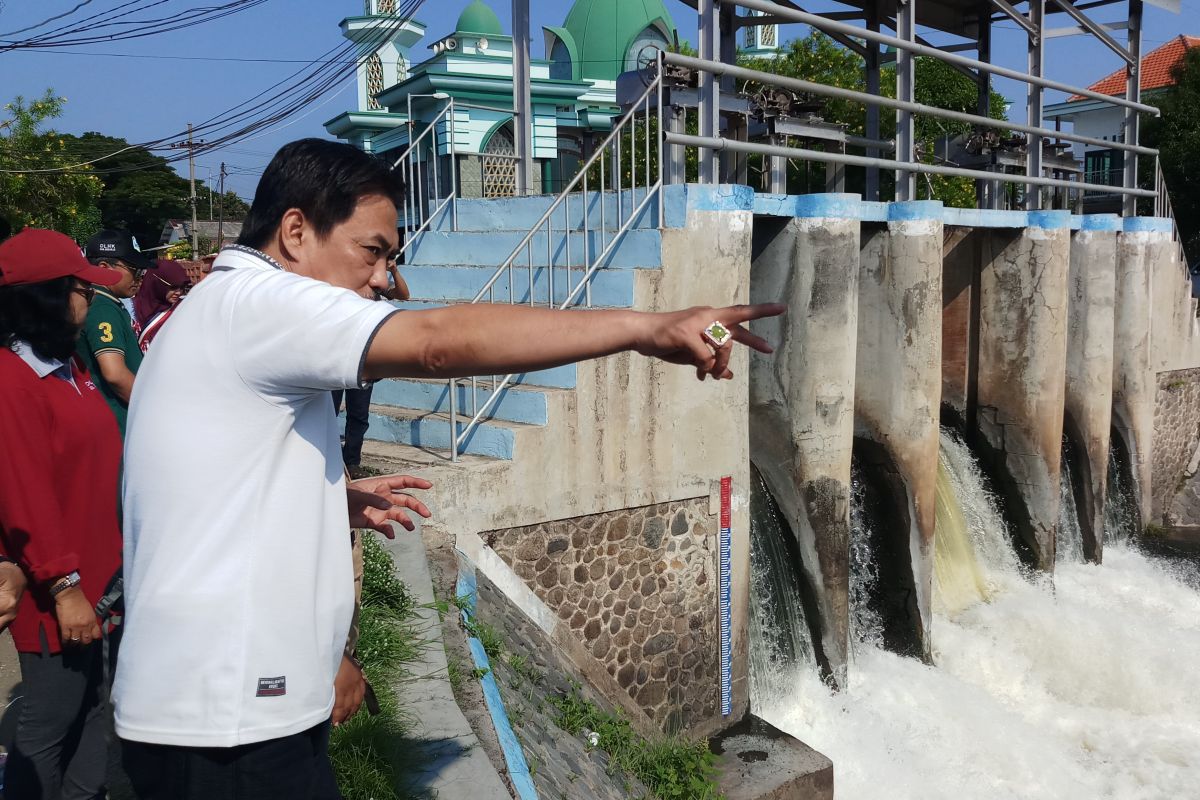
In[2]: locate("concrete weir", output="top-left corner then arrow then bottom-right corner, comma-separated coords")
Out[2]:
1065,215 -> 1120,562
749,194 -> 860,686
973,211 -> 1072,570
854,202 -> 943,660
1114,218 -> 1174,527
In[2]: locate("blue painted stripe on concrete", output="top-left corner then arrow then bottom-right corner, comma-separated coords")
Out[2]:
889,200 -> 944,221
403,264 -> 635,307
364,411 -> 515,459
1123,216 -> 1173,233
409,229 -> 662,269
859,201 -> 889,222
455,561 -> 539,800
661,183 -> 688,229
752,192 -> 862,219
1027,209 -> 1072,229
686,184 -> 755,213
1078,214 -> 1122,232
370,379 -> 549,425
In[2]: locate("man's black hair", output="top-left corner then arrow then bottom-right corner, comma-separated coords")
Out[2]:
0,277 -> 79,362
237,138 -> 404,250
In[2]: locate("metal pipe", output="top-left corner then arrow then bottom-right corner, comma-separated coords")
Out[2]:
728,0 -> 1160,115
665,132 -> 1157,197
663,51 -> 1157,156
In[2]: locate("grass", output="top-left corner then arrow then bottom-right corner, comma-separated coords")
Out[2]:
546,685 -> 725,800
328,533 -> 433,800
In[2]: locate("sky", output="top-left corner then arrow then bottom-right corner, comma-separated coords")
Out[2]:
1,0 -> 1195,200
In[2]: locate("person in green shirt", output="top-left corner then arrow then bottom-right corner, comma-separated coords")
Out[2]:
76,229 -> 157,436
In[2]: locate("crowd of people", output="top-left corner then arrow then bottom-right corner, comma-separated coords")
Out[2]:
0,136 -> 782,800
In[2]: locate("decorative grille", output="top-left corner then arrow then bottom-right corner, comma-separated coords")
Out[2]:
482,125 -> 517,198
761,24 -> 777,46
377,0 -> 396,14
366,53 -> 384,110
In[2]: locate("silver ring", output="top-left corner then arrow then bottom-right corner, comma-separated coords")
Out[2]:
702,321 -> 732,349
70,636 -> 80,641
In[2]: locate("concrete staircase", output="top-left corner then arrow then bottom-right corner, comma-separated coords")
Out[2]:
359,190 -> 666,463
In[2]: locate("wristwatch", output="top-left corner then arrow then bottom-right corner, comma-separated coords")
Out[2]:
48,571 -> 81,598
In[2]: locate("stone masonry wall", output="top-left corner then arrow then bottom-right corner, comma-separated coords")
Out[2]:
1156,368 -> 1200,524
485,498 -> 719,732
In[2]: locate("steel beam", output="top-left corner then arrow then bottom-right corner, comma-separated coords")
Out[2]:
512,0 -> 533,194
987,0 -> 1038,36
1026,0 -> 1045,210
897,0 -> 917,201
1123,0 -> 1143,216
1047,0 -> 1133,62
698,0 -> 720,184
865,0 -> 882,201
976,5 -> 998,209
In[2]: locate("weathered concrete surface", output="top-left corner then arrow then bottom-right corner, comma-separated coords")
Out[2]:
974,217 -> 1072,570
749,210 -> 859,686
1065,221 -> 1119,562
940,227 -> 978,418
385,525 -> 512,799
713,715 -> 834,800
1155,369 -> 1200,525
854,205 -> 943,660
1114,227 -> 1168,528
368,187 -> 755,738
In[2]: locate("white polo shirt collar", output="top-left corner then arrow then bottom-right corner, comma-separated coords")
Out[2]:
11,339 -> 75,384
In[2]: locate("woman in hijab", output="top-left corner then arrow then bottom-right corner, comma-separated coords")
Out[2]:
133,258 -> 190,351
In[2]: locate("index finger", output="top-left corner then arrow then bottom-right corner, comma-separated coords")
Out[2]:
376,475 -> 433,491
717,303 -> 787,325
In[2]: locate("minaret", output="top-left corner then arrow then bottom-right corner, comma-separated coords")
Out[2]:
741,8 -> 780,60
344,1 -> 425,111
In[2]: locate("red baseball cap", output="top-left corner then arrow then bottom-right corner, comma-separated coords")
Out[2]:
0,228 -> 122,288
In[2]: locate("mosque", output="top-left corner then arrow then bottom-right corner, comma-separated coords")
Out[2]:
324,0 -> 778,197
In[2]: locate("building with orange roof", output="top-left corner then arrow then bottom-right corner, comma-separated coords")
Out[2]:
1046,34 -> 1199,204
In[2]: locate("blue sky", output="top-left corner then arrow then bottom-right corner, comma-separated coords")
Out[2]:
1,0 -> 1194,199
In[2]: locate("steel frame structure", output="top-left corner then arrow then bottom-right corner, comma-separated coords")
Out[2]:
674,0 -> 1173,212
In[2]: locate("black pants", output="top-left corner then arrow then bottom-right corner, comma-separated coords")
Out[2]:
6,639 -> 108,800
120,721 -> 341,800
331,386 -> 373,467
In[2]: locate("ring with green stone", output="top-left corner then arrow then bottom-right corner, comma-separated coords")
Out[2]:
703,321 -> 732,348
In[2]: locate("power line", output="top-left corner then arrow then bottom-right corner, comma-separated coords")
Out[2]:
11,47 -> 358,64
0,0 -> 100,37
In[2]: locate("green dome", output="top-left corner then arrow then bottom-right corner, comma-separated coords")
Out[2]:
557,0 -> 676,82
456,0 -> 503,35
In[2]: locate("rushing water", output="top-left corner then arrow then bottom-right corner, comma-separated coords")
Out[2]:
1105,443 -> 1141,544
848,464 -> 884,650
1058,440 -> 1087,565
750,430 -> 1200,800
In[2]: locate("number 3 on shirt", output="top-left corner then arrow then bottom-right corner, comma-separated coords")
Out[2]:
98,322 -> 114,343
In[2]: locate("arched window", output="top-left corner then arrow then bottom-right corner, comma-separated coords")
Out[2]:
624,26 -> 669,74
482,123 -> 517,198
549,39 -> 573,81
365,53 -> 384,110
376,0 -> 396,14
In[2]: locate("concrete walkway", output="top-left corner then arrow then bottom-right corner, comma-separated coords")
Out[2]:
382,524 -> 511,800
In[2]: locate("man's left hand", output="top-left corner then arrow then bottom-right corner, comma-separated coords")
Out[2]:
332,654 -> 366,726
0,561 -> 27,631
347,475 -> 433,537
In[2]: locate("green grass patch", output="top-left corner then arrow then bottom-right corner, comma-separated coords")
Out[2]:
329,533 -> 433,800
547,685 -> 724,800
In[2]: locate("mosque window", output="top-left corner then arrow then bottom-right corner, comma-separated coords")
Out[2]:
624,26 -> 670,74
366,53 -> 384,110
760,24 -> 777,47
550,39 -> 573,81
396,57 -> 407,83
482,123 -> 517,198
377,0 -> 396,14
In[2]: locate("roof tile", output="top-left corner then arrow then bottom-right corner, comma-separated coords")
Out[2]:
1069,34 -> 1200,101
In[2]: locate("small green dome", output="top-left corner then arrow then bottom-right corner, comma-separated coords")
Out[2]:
558,0 -> 676,82
456,0 -> 503,35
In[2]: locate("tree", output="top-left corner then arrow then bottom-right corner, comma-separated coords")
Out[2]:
0,91 -> 103,242
1142,48 -> 1200,264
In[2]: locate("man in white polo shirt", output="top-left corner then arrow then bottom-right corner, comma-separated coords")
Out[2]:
114,137 -> 783,799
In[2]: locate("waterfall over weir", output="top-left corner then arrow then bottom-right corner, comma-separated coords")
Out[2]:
750,429 -> 1200,799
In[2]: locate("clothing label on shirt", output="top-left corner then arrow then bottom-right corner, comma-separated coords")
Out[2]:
256,676 -> 286,697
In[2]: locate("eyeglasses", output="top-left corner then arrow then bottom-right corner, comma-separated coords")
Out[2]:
116,261 -> 147,280
71,286 -> 96,305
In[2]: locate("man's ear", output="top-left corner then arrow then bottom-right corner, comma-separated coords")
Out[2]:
278,208 -> 308,256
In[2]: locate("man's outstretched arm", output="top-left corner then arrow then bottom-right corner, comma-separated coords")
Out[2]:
362,302 -> 785,382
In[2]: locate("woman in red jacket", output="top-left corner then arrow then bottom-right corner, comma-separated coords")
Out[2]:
0,228 -> 125,800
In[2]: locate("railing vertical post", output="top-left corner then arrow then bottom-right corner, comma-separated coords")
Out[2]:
1026,0 -> 1045,210
1123,0 -> 1143,217
896,0 -> 917,201
449,99 -> 458,231
698,0 -> 720,184
449,377 -> 458,462
656,58 -> 665,224
976,6 -> 995,210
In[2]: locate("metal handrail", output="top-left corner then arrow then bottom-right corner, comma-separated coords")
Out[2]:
444,61 -> 665,460
393,99 -> 457,257
1154,159 -> 1190,269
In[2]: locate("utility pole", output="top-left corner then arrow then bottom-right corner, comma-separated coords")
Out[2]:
217,162 -> 228,251
169,123 -> 205,255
